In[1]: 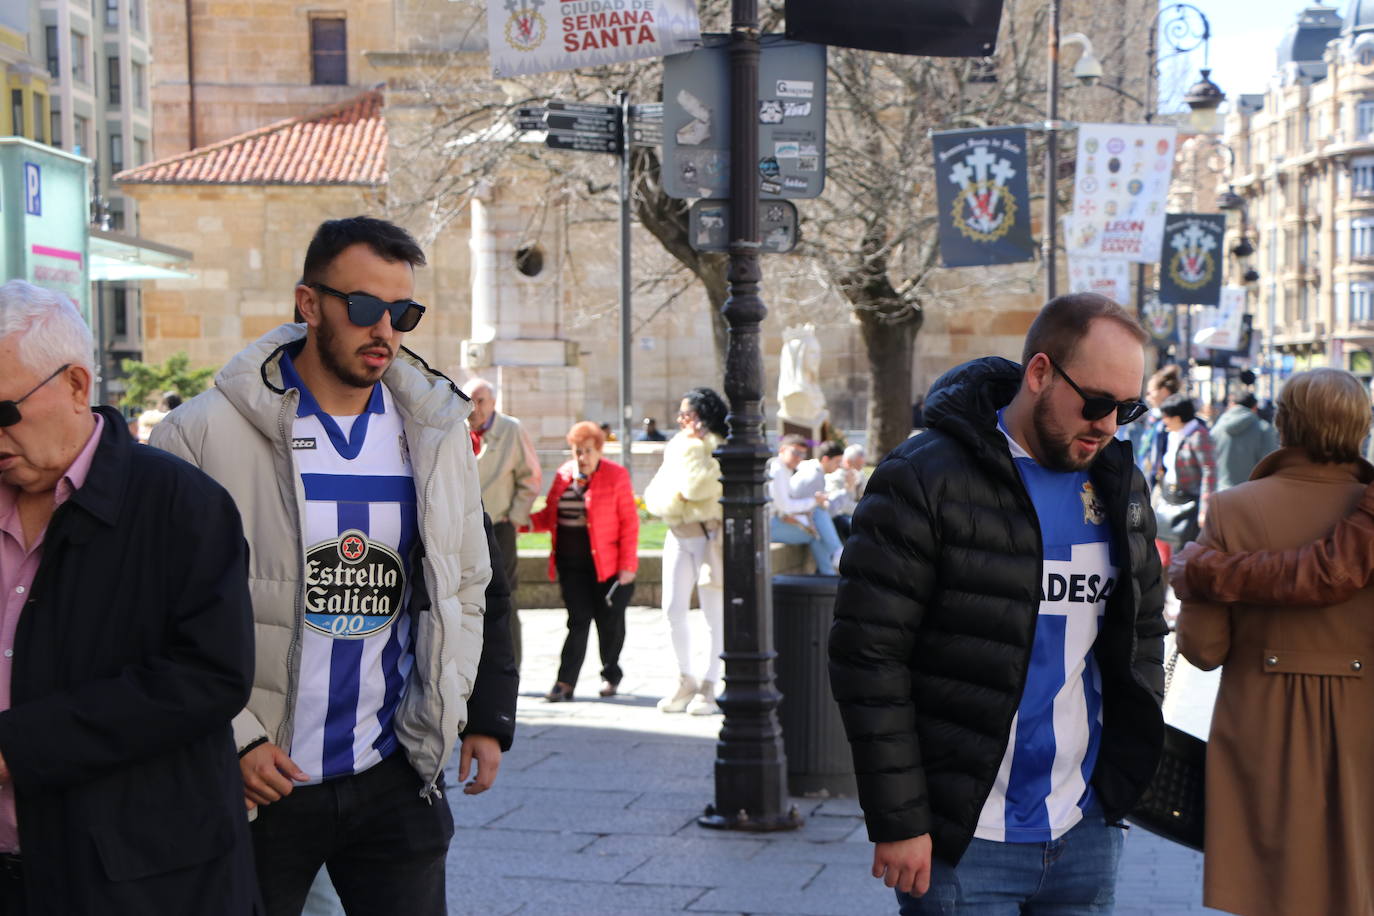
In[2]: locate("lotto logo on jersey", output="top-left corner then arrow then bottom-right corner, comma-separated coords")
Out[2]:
303,529 -> 406,638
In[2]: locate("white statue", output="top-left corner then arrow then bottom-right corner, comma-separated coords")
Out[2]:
777,323 -> 828,431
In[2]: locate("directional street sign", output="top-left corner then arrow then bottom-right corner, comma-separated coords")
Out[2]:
547,100 -> 619,118
544,113 -> 621,136
630,124 -> 664,147
630,103 -> 664,120
513,105 -> 547,132
545,132 -> 620,153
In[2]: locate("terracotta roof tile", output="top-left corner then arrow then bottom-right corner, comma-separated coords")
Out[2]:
116,89 -> 386,186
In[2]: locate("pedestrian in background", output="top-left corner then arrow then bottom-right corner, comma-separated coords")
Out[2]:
1137,363 -> 1183,484
1174,368 -> 1374,916
767,435 -> 843,575
0,281 -> 259,915
462,377 -> 541,669
153,217 -> 511,916
831,293 -> 1165,913
643,387 -> 728,716
1210,388 -> 1278,490
1153,393 -> 1216,571
825,443 -> 867,540
532,421 -> 638,702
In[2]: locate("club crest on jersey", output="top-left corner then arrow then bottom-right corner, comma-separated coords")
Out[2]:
1080,481 -> 1105,526
303,529 -> 406,639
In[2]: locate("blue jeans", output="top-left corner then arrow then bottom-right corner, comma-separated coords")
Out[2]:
896,805 -> 1125,915
770,508 -> 843,575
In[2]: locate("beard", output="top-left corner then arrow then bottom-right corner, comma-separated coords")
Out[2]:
317,311 -> 391,389
1032,394 -> 1108,471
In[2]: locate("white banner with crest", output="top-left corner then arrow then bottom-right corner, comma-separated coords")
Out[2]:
1067,123 -> 1177,263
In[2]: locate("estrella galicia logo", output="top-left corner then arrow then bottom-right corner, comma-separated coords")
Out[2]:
303,529 -> 406,638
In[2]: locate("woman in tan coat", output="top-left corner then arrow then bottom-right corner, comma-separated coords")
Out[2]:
1174,368 -> 1374,916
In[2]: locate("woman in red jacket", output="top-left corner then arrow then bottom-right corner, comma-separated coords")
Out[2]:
530,421 -> 639,701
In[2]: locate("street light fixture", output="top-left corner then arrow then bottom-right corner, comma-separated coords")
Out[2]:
1183,68 -> 1226,132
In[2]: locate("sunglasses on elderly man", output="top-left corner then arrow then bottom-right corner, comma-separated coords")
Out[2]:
0,364 -> 71,428
309,282 -> 426,332
1046,356 -> 1150,426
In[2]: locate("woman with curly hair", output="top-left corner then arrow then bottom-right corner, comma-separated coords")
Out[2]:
643,387 -> 730,715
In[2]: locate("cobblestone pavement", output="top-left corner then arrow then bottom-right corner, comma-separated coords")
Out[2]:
432,605 -> 1226,915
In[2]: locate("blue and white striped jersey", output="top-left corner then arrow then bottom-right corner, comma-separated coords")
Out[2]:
974,418 -> 1118,843
281,352 -> 418,783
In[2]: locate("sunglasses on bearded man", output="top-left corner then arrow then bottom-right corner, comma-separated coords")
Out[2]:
1046,356 -> 1150,426
309,282 -> 426,333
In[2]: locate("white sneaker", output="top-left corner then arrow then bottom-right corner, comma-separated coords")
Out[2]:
657,674 -> 698,713
687,680 -> 721,716
829,547 -> 844,574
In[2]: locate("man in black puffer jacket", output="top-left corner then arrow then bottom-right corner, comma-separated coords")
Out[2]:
830,294 -> 1166,914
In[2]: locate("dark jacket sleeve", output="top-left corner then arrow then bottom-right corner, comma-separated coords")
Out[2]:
1129,465 -> 1168,700
828,455 -> 939,843
0,480 -> 254,791
460,513 -> 518,751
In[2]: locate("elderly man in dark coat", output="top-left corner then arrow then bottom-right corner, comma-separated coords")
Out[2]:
0,280 -> 258,916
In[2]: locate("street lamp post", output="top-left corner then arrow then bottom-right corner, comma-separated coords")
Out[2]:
698,0 -> 802,833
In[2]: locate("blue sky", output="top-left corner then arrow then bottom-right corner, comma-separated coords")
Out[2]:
1155,0 -> 1324,112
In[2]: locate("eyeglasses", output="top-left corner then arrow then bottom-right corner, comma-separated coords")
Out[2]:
1046,356 -> 1149,425
0,364 -> 71,428
309,282 -> 426,332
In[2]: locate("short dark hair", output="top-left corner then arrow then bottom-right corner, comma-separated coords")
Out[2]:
818,440 -> 845,459
683,386 -> 729,438
300,216 -> 426,285
159,391 -> 182,411
1159,392 -> 1196,423
1149,364 -> 1183,395
779,434 -> 809,450
1020,293 -> 1150,369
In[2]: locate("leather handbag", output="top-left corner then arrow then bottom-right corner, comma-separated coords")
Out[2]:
1127,648 -> 1206,851
1154,484 -> 1200,548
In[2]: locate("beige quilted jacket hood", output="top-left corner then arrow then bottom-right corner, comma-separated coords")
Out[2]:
151,323 -> 491,799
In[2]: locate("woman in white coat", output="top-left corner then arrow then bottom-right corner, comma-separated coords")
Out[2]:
644,387 -> 729,715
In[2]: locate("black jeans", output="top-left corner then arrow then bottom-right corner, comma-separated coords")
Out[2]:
249,751 -> 452,916
555,527 -> 632,688
493,519 -> 522,669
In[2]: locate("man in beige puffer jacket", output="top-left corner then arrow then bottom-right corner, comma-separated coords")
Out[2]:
152,217 -> 491,916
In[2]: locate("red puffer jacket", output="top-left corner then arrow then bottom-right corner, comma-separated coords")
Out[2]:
530,458 -> 639,582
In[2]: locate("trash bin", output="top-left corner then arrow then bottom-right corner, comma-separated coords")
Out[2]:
772,574 -> 856,797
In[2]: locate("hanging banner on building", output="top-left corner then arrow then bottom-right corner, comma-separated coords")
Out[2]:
1158,213 -> 1226,306
785,0 -> 1005,57
1193,285 -> 1247,352
1064,216 -> 1132,305
931,127 -> 1035,268
488,0 -> 703,78
1066,123 -> 1177,263
1143,296 -> 1177,345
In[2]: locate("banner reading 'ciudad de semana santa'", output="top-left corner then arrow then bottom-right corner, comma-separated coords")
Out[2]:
488,0 -> 703,78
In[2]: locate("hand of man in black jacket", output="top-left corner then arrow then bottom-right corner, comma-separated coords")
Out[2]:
457,733 -> 501,795
873,835 -> 932,896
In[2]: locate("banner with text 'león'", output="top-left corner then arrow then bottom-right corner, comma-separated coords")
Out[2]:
1066,123 -> 1177,264
489,0 -> 702,78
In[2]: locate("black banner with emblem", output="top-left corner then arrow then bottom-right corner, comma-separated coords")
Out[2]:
785,0 -> 1005,57
1158,214 -> 1226,306
931,127 -> 1035,268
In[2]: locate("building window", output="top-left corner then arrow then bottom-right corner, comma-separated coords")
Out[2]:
131,61 -> 145,108
310,17 -> 347,86
112,287 -> 128,337
105,0 -> 118,27
107,56 -> 121,105
1353,284 -> 1374,322
1361,47 -> 1374,67
72,114 -> 87,154
11,91 -> 23,139
50,109 -> 61,147
110,132 -> 123,172
1360,101 -> 1374,139
71,32 -> 87,83
129,0 -> 141,30
1355,157 -> 1374,195
1354,219 -> 1374,260
45,26 -> 59,78
134,137 -> 146,165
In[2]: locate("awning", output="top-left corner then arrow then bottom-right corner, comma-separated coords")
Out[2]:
88,228 -> 195,281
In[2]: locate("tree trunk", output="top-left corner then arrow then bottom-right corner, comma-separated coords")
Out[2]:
856,306 -> 922,460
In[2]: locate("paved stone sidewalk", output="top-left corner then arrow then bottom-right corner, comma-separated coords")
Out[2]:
439,605 -> 1224,915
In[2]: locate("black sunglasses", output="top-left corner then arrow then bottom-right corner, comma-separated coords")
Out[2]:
0,364 -> 71,428
1046,356 -> 1149,425
309,282 -> 426,333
